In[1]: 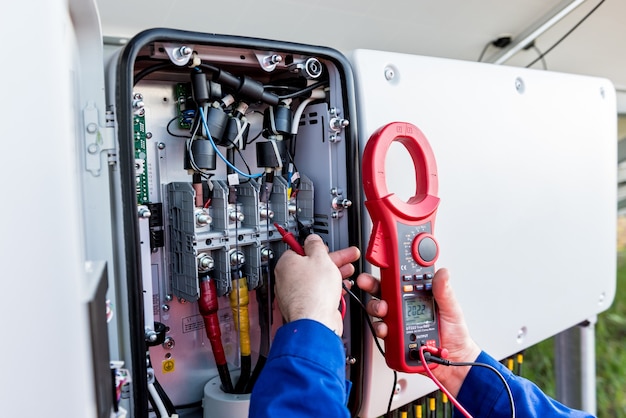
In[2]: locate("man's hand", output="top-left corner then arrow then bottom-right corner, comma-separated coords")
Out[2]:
274,234 -> 360,336
356,268 -> 481,397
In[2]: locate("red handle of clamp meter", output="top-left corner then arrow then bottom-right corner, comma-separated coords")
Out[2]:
362,122 -> 441,374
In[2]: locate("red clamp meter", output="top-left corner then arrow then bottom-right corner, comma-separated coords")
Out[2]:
362,122 -> 441,373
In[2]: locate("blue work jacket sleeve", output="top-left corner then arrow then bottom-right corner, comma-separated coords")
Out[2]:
249,319 -> 351,418
455,351 -> 595,417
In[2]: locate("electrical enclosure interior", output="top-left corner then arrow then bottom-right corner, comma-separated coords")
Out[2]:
108,29 -> 363,418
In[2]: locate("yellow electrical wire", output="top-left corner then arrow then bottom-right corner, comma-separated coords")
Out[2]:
229,276 -> 251,356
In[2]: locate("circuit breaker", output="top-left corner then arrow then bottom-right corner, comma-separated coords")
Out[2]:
107,28 -> 363,418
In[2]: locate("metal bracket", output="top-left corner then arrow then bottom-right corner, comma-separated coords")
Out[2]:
255,52 -> 283,72
330,187 -> 352,219
84,102 -> 115,177
328,107 -> 349,143
162,43 -> 194,66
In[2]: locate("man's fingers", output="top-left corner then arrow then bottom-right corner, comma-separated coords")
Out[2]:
366,298 -> 388,318
372,321 -> 388,339
432,268 -> 464,323
356,272 -> 381,297
302,234 -> 327,257
338,264 -> 355,279
329,246 -> 360,268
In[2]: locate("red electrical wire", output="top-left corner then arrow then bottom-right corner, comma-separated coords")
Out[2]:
418,345 -> 473,418
339,295 -> 346,319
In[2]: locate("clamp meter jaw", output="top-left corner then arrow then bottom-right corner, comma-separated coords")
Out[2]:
362,122 -> 441,374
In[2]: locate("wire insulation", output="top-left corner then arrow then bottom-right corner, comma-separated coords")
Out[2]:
419,347 -> 473,418
199,106 -> 263,179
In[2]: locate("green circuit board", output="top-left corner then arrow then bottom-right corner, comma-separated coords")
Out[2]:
133,112 -> 149,204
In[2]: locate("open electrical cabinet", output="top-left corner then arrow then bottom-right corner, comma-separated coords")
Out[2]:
6,1 -> 618,418
86,11 -> 616,418
105,28 -> 365,418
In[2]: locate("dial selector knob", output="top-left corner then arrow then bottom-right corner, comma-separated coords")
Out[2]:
411,233 -> 439,266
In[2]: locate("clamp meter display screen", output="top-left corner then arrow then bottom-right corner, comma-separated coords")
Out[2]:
404,295 -> 434,325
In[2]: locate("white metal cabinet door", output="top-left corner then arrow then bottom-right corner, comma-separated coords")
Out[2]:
350,49 -> 617,417
1,0 -> 116,417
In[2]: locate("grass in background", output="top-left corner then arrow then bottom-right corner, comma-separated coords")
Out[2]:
523,252 -> 626,416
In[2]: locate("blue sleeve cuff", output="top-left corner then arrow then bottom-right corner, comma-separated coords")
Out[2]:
268,319 -> 347,379
456,351 -> 512,416
249,319 -> 351,418
456,351 -> 595,418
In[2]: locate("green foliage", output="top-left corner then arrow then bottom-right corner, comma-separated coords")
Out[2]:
523,254 -> 626,416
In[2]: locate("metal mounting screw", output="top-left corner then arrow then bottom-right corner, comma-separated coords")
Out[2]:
158,142 -> 166,150
132,93 -> 144,110
145,329 -> 158,343
230,250 -> 245,267
162,336 -> 175,350
195,209 -> 212,227
261,247 -> 274,263
138,206 -> 152,219
179,46 -> 192,57
332,197 -> 352,210
266,54 -> 282,65
515,77 -> 525,94
384,67 -> 395,81
197,253 -> 215,272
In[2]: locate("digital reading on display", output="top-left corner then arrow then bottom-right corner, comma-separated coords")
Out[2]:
404,295 -> 434,325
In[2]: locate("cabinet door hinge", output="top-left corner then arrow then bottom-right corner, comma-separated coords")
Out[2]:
84,101 -> 117,176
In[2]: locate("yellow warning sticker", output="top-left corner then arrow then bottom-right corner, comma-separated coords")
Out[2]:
162,359 -> 175,374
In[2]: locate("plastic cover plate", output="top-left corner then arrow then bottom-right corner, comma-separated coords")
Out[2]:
350,48 -> 617,417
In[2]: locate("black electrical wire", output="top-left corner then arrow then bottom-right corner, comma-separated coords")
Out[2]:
133,62 -> 175,86
231,140 -> 254,181
244,261 -> 274,393
264,84 -> 302,92
147,390 -> 161,418
342,283 -> 396,415
235,355 -> 252,393
246,128 -> 265,145
153,378 -> 178,417
342,284 -> 385,358
166,115 -> 193,138
288,133 -> 298,162
425,353 -> 516,418
244,109 -> 265,146
386,370 -> 398,417
477,41 -> 492,62
525,0 -> 606,68
277,80 -> 328,100
174,401 -> 203,410
528,44 -> 548,70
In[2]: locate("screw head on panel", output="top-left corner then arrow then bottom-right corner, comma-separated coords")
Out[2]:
384,67 -> 395,81
515,77 -> 525,94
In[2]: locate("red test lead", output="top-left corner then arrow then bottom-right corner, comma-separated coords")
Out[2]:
274,223 -> 305,256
